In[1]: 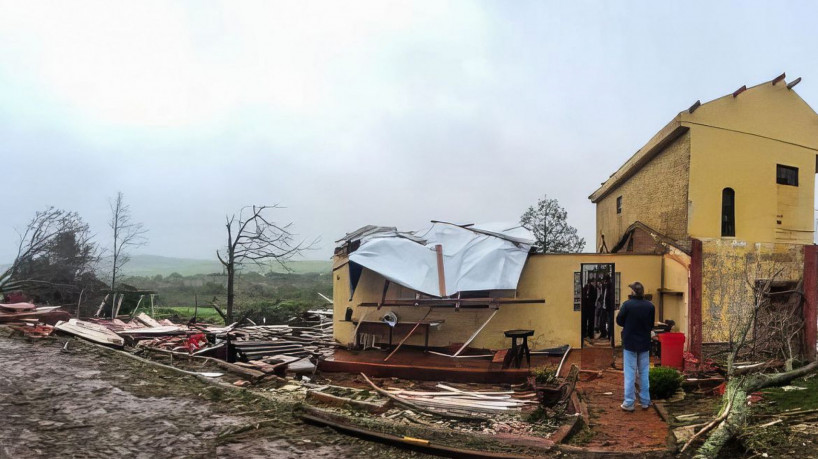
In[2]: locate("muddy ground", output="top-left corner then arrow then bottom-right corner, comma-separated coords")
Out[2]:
0,333 -> 429,459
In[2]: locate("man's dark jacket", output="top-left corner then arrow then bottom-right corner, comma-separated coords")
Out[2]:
615,297 -> 655,353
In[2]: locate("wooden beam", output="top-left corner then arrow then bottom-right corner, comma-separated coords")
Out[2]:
453,309 -> 499,357
772,72 -> 786,85
435,244 -> 446,297
688,238 -> 703,359
383,308 -> 432,361
788,77 -> 802,90
378,280 -> 390,309
732,85 -> 747,98
803,245 -> 818,361
358,298 -> 544,307
688,100 -> 701,114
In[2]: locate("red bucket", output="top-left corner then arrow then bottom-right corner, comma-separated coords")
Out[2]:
658,332 -> 685,370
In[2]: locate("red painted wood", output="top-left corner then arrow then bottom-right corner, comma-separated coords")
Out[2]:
688,239 -> 703,359
320,348 -> 581,384
803,245 -> 818,361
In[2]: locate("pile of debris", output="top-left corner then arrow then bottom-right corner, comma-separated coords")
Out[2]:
0,302 -> 70,324
2,300 -> 337,382
384,383 -> 536,414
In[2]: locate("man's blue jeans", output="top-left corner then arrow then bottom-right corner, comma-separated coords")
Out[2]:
623,349 -> 650,408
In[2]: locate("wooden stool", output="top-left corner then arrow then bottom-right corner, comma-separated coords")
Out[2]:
503,329 -> 534,369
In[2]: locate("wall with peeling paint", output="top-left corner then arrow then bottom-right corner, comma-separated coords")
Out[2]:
332,252 -> 674,351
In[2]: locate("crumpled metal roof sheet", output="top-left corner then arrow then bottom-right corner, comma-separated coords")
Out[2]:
347,222 -> 533,297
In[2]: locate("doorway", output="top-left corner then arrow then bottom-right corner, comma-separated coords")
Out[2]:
580,263 -> 615,348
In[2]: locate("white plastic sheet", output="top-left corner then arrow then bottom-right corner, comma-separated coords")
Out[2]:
347,222 -> 533,297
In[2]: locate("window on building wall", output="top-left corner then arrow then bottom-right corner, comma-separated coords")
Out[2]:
573,272 -> 581,311
615,273 -> 621,309
616,196 -> 622,214
776,164 -> 799,186
721,188 -> 735,237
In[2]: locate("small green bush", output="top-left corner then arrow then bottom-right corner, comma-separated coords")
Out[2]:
649,366 -> 683,399
531,365 -> 558,385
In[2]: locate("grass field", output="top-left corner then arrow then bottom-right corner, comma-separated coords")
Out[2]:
118,254 -> 331,277
153,306 -> 223,323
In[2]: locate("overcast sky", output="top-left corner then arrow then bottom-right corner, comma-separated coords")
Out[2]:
2,1 -> 817,263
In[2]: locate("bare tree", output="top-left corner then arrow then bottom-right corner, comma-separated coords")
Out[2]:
520,194 -> 585,253
108,192 -> 147,290
216,205 -> 315,323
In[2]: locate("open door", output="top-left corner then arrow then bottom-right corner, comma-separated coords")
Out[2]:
580,263 -> 616,348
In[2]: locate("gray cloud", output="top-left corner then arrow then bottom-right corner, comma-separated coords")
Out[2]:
1,1 -> 817,264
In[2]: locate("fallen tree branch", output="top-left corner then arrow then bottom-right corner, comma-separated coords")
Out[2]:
750,360 -> 818,390
681,386 -> 737,453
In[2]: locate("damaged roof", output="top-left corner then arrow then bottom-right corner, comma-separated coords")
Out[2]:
339,221 -> 534,297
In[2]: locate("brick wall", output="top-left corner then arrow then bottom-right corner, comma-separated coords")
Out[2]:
596,132 -> 691,250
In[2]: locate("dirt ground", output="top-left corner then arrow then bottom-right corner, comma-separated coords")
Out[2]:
573,369 -> 670,452
0,333 -> 429,459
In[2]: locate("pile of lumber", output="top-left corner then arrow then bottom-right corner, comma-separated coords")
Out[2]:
228,323 -> 334,344
228,322 -> 337,362
386,384 -> 537,414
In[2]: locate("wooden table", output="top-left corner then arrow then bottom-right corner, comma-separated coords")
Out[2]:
355,320 -> 443,350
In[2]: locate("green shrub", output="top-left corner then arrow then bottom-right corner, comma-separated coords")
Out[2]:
531,365 -> 558,385
649,366 -> 683,399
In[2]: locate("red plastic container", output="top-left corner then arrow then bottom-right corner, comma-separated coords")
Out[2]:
658,332 -> 685,370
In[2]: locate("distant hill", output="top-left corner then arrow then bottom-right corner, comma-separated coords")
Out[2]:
120,255 -> 331,277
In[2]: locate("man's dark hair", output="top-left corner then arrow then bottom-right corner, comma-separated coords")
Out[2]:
628,281 -> 644,297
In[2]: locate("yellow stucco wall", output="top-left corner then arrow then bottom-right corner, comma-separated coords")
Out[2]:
700,240 -> 803,342
594,81 -> 818,249
333,253 -> 665,351
661,250 -> 690,336
595,132 -> 691,251
686,101 -> 818,244
682,82 -> 818,244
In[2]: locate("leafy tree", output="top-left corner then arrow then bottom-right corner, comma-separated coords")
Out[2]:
520,195 -> 585,253
1,207 -> 100,304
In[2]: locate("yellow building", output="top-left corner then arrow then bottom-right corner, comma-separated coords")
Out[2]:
590,76 -> 818,250
590,75 -> 818,349
330,76 -> 818,362
332,230 -> 688,352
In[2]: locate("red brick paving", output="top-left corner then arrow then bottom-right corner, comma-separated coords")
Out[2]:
576,369 -> 669,451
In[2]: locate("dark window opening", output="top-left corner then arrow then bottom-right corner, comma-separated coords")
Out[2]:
777,164 -> 799,186
721,188 -> 735,237
616,196 -> 622,214
573,272 -> 581,311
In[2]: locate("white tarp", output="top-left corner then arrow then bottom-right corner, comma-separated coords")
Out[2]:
347,222 -> 534,297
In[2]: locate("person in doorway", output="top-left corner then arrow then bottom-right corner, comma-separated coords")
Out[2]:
616,281 -> 655,412
599,274 -> 614,339
582,276 -> 598,342
594,279 -> 606,338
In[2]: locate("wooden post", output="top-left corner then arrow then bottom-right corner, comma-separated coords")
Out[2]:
435,244 -> 446,297
802,245 -> 818,361
194,293 -> 199,322
689,239 -> 703,359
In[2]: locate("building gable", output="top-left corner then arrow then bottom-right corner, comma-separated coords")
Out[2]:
680,79 -> 818,151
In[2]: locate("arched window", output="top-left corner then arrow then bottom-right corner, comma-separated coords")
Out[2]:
721,188 -> 735,237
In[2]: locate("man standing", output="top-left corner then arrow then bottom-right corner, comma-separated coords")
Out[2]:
581,276 -> 598,342
616,281 -> 655,411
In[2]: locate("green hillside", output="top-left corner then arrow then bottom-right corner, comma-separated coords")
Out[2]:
121,255 -> 331,277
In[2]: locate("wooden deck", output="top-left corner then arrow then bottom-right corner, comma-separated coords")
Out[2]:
319,347 -> 582,383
